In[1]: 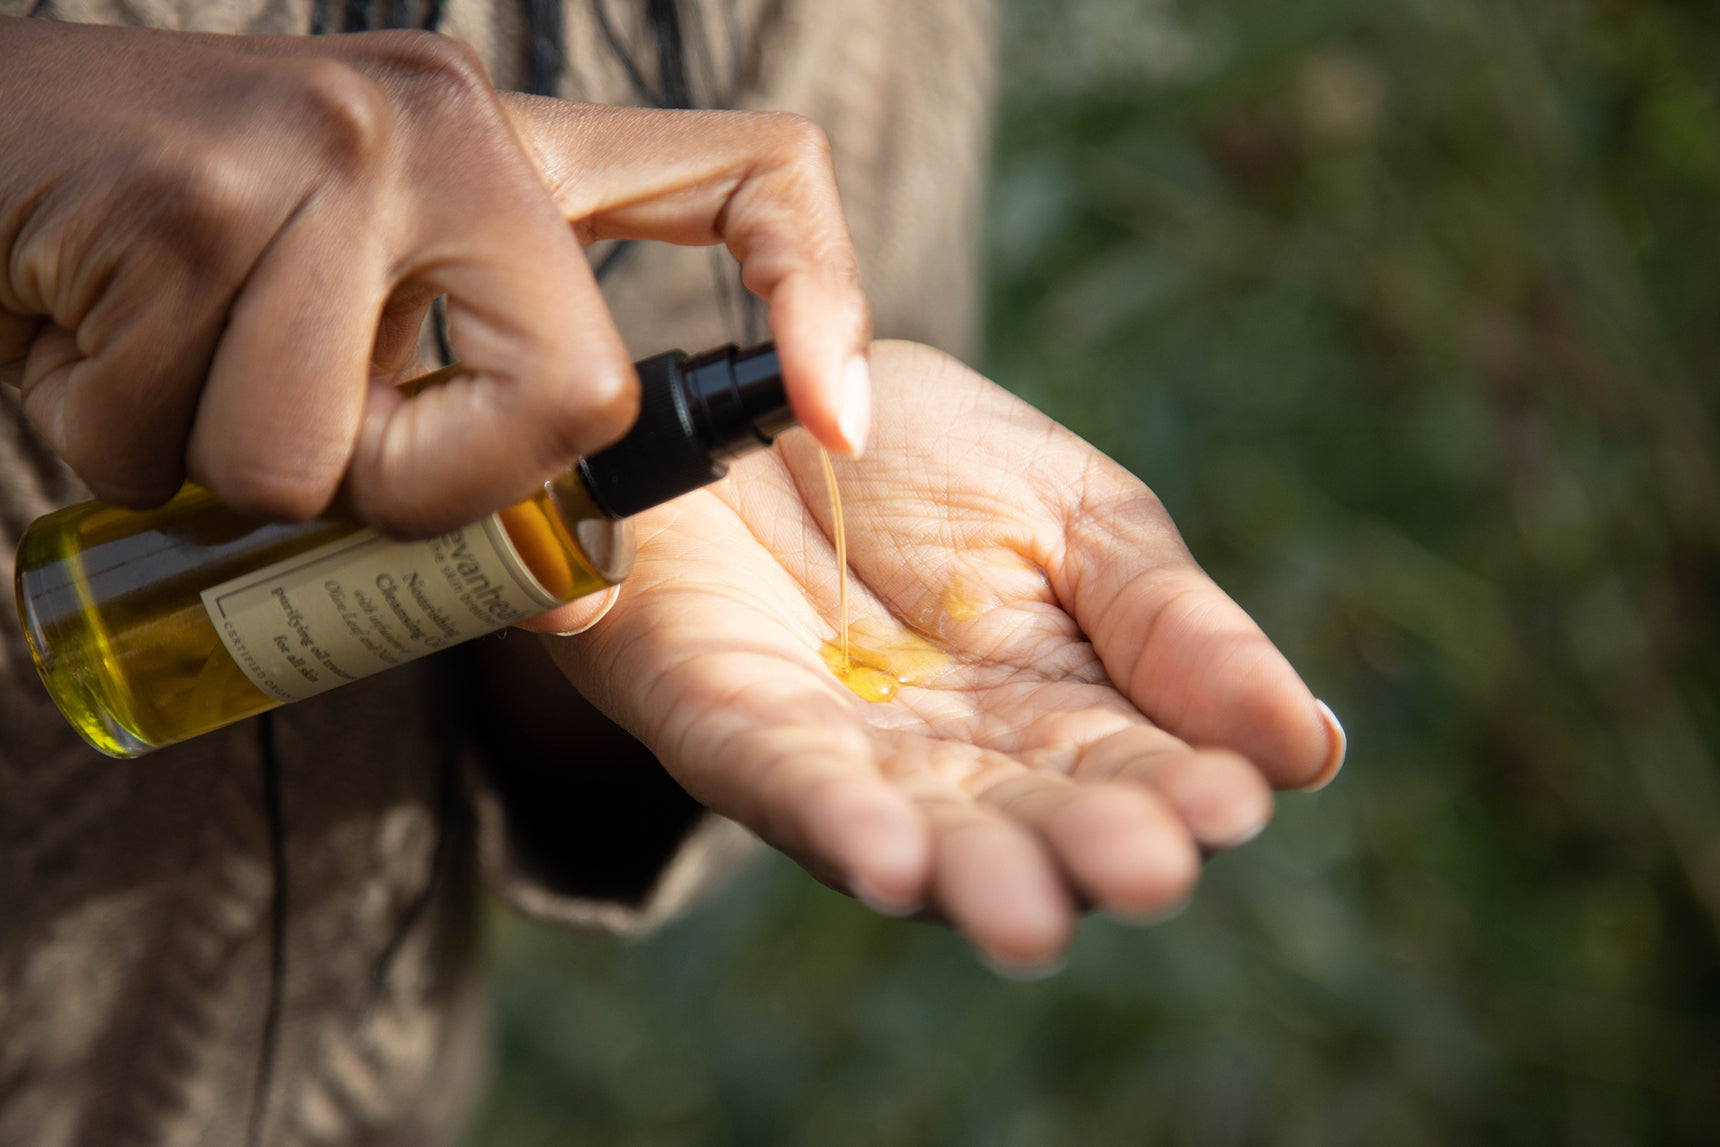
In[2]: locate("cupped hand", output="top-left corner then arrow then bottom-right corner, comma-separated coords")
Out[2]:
536,342 -> 1345,972
0,19 -> 867,533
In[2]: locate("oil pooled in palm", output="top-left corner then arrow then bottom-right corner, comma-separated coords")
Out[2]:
815,448 -> 949,701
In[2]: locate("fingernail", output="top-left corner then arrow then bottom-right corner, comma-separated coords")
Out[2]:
548,585 -> 621,636
1103,895 -> 1192,928
836,355 -> 871,457
1302,700 -> 1347,792
978,950 -> 1068,982
850,875 -> 922,918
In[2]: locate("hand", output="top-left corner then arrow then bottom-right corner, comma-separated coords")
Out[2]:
536,341 -> 1345,972
0,19 -> 868,533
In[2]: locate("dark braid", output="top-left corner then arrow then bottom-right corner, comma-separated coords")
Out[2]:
522,0 -> 566,96
584,1 -> 694,284
343,0 -> 377,31
591,0 -> 690,109
645,0 -> 690,108
309,0 -> 441,33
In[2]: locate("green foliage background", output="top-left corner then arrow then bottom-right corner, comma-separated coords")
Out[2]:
468,1 -> 1720,1142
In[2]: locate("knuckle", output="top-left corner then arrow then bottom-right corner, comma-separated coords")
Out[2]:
368,30 -> 494,109
215,474 -> 336,523
193,444 -> 343,523
182,153 -> 269,236
81,466 -> 185,511
278,59 -> 392,170
37,360 -> 196,508
541,360 -> 640,459
134,143 -> 269,254
759,112 -> 835,168
114,140 -> 276,288
345,485 -> 435,540
49,417 -> 185,509
8,208 -> 77,315
343,455 -> 499,540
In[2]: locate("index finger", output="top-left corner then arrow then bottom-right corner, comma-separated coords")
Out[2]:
501,97 -> 873,457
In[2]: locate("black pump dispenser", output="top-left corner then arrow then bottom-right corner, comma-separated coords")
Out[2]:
578,343 -> 790,519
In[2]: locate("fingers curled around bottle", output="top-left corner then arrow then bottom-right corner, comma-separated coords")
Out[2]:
0,312 -> 45,390
22,297 -> 225,509
184,200 -> 387,522
344,282 -> 639,537
15,331 -> 77,475
341,160 -> 638,537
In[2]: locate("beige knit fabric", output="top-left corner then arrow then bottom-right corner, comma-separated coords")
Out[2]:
0,3 -> 994,1145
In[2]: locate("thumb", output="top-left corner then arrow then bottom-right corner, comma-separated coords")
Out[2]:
1056,482 -> 1345,791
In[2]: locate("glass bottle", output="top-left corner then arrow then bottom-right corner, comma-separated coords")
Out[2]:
13,343 -> 792,757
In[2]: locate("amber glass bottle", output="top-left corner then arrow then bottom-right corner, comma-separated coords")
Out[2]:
14,343 -> 791,758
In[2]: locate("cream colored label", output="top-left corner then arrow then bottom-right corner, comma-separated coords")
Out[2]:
201,518 -> 562,703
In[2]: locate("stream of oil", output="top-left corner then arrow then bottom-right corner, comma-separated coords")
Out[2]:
816,448 -> 948,702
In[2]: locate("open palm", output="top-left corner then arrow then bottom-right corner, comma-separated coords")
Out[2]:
540,342 -> 1343,970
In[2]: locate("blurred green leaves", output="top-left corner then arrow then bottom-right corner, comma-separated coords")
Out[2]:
468,1 -> 1720,1142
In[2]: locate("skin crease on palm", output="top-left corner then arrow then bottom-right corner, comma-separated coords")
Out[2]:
533,341 -> 1346,974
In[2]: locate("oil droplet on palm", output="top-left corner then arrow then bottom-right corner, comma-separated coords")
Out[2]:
819,622 -> 948,702
816,448 -> 949,702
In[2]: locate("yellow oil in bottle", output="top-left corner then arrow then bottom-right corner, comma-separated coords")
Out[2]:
15,478 -> 619,757
814,448 -> 949,702
15,344 -> 794,758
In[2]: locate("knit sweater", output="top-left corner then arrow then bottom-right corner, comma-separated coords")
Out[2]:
0,2 -> 994,1144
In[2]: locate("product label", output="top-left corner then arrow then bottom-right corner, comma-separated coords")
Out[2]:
201,518 -> 562,703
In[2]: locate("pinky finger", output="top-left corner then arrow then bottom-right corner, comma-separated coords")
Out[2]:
921,799 -> 1075,973
979,772 -> 1201,920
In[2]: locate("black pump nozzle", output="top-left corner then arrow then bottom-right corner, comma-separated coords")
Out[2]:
577,343 -> 791,519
